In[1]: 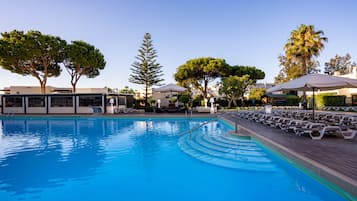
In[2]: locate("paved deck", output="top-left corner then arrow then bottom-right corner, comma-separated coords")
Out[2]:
221,112 -> 357,197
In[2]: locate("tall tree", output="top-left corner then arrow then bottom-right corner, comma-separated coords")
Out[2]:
284,24 -> 327,75
0,30 -> 66,93
324,53 -> 356,75
219,75 -> 253,107
64,40 -> 106,93
174,57 -> 228,99
129,33 -> 164,109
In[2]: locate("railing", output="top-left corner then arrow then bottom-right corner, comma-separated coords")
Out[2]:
179,117 -> 218,137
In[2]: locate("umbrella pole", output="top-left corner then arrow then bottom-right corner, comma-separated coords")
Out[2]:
312,88 -> 315,120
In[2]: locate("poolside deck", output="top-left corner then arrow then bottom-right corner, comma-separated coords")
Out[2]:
221,112 -> 357,197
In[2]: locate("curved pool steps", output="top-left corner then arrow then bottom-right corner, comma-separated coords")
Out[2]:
178,132 -> 276,172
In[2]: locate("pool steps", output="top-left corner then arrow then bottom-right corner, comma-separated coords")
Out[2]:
178,131 -> 276,172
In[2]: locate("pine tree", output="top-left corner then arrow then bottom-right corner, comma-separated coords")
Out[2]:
129,33 -> 164,109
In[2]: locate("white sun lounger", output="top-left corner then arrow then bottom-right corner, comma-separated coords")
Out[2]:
310,125 -> 356,140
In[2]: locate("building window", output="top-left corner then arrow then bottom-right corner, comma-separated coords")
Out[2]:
118,96 -> 126,105
79,95 -> 102,107
28,96 -> 45,107
5,97 -> 23,107
51,96 -> 73,107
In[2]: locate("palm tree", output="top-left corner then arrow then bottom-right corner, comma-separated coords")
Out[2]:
284,24 -> 328,75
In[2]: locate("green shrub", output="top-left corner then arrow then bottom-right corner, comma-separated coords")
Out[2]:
308,93 -> 346,108
216,98 -> 228,107
314,92 -> 336,109
178,94 -> 190,104
192,97 -> 203,107
323,95 -> 346,106
286,96 -> 300,106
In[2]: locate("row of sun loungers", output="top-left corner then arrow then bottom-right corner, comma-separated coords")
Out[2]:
232,110 -> 356,140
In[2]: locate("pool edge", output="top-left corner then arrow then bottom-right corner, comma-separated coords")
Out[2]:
220,116 -> 357,200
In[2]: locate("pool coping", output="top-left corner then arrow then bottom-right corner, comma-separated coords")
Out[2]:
221,116 -> 357,200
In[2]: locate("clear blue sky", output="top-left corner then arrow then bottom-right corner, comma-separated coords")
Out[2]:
1,0 -> 357,90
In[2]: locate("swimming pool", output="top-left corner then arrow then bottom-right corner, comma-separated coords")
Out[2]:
0,117 -> 352,201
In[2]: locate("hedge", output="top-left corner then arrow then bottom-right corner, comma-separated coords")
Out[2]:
308,93 -> 346,109
323,95 -> 346,106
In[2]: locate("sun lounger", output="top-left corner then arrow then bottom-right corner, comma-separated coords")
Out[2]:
286,120 -> 308,133
295,122 -> 325,137
310,125 -> 356,140
340,129 -> 357,139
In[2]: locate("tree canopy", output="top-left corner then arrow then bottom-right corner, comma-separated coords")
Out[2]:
275,24 -> 326,84
274,54 -> 320,83
129,33 -> 164,108
174,57 -> 228,99
228,65 -> 265,82
219,75 -> 253,107
0,30 -> 66,93
324,53 -> 356,75
64,40 -> 106,93
249,87 -> 266,101
284,24 -> 327,76
119,86 -> 135,94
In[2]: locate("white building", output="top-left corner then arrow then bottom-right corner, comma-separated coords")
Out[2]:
0,86 -> 133,114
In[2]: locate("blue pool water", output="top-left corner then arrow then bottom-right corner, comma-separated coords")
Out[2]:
0,117 -> 352,201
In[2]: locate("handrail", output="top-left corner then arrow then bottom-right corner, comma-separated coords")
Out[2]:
179,117 -> 218,136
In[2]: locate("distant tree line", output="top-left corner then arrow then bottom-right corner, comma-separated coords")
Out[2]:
324,53 -> 357,75
174,57 -> 265,107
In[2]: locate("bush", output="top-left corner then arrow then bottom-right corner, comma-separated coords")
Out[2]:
144,107 -> 154,112
178,94 -> 190,105
309,93 -> 345,108
323,96 -> 346,106
134,99 -> 146,109
313,92 -> 336,109
247,99 -> 262,106
286,96 -> 300,106
192,97 -> 203,107
216,98 -> 229,107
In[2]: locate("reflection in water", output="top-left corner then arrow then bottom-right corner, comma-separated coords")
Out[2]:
0,118 -> 129,196
0,118 -> 194,197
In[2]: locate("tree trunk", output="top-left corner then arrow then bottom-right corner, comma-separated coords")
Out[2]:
302,55 -> 307,75
241,95 -> 245,106
40,82 -> 46,94
145,85 -> 148,109
228,99 -> 232,108
72,83 -> 76,93
302,55 -> 307,109
70,73 -> 79,93
232,99 -> 237,107
204,79 -> 208,99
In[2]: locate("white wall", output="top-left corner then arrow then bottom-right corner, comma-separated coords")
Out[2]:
3,107 -> 24,114
27,107 -> 47,114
